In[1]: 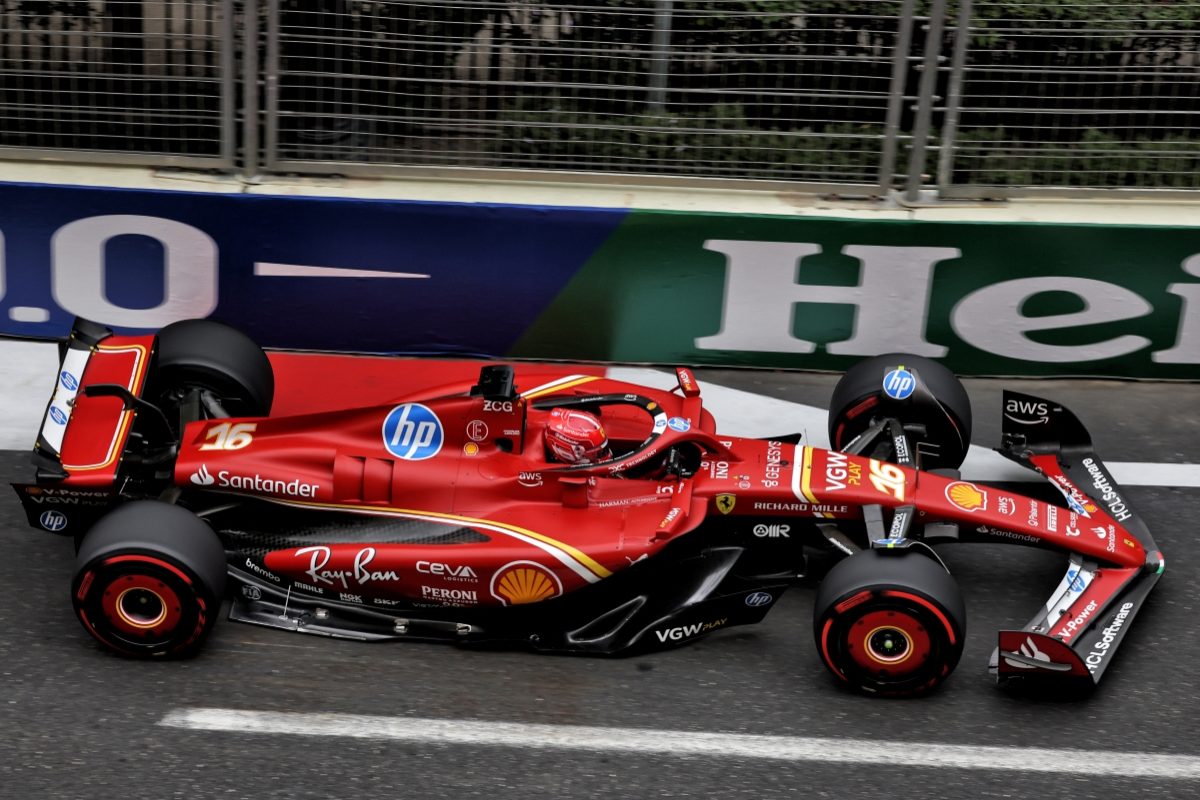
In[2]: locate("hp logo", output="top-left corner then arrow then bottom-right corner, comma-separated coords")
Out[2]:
882,369 -> 916,400
60,371 -> 79,391
39,511 -> 68,531
382,404 -> 444,460
49,407 -> 68,425
745,591 -> 773,608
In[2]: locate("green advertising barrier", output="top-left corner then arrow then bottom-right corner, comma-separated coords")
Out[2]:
511,212 -> 1200,379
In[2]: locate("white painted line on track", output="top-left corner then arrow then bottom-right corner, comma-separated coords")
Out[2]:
0,342 -> 1196,487
160,708 -> 1200,779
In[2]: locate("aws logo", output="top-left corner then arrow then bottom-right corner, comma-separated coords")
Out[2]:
1004,398 -> 1050,425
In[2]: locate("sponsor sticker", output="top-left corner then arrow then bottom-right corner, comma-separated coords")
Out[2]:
667,416 -> 691,433
382,403 -> 444,460
655,618 -> 728,643
745,592 -> 773,607
490,561 -> 562,606
1081,457 -> 1133,523
1003,398 -> 1049,425
517,471 -> 543,488
39,510 -> 68,531
882,368 -> 916,400
824,450 -> 861,491
417,561 -> 479,582
59,371 -> 79,391
1084,602 -> 1135,673
945,481 -> 987,512
466,420 -> 488,442
420,585 -> 478,606
715,494 -> 737,514
1055,599 -> 1098,639
49,407 -> 68,425
191,464 -> 318,498
294,546 -> 401,589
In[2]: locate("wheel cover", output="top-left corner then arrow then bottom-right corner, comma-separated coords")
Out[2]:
847,609 -> 931,677
819,588 -> 960,695
75,554 -> 209,655
102,573 -> 183,637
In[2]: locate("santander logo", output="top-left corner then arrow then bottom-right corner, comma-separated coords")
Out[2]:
190,464 -> 215,486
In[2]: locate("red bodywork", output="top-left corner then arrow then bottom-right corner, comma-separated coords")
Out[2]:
136,367 -> 1142,612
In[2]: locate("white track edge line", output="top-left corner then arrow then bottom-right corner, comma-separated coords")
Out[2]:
159,708 -> 1200,779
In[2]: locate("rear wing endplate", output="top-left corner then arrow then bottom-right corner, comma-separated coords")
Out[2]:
33,319 -> 113,478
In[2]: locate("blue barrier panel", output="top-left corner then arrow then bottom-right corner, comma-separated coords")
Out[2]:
0,181 -> 627,354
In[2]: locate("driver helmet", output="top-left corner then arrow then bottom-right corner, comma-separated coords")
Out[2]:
545,408 -> 609,464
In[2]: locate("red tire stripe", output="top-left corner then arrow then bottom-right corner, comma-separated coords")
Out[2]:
101,554 -> 193,586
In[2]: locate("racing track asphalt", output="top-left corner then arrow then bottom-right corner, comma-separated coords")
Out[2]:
2,370 -> 1199,800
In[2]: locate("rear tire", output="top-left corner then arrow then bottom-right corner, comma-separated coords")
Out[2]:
813,550 -> 965,697
827,353 -> 972,471
149,319 -> 274,419
72,501 -> 227,658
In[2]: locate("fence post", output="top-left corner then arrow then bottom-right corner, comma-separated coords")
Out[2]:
648,0 -> 674,114
903,0 -> 947,203
220,0 -> 236,167
242,0 -> 260,179
936,0 -> 972,193
878,0 -> 917,197
264,0 -> 280,171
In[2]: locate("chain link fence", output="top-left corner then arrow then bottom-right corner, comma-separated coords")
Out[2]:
1,0 -> 1197,197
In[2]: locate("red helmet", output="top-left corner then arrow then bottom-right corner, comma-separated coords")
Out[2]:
545,408 -> 608,463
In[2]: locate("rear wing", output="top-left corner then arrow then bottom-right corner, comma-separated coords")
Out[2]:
28,319 -> 155,487
991,390 -> 1164,691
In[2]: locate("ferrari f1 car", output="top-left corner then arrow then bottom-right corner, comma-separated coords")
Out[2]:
13,319 -> 1165,697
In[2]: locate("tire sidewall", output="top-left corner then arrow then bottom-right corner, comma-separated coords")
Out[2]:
73,502 -> 226,658
827,353 -> 972,470
814,550 -> 966,697
151,319 -> 274,418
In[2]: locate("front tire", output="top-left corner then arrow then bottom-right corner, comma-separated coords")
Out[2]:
72,501 -> 227,658
827,353 -> 972,471
813,550 -> 965,697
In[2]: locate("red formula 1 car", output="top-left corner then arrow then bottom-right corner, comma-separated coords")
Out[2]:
12,319 -> 1164,697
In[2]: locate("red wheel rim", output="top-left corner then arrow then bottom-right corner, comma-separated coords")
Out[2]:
846,608 -> 932,677
100,572 -> 183,638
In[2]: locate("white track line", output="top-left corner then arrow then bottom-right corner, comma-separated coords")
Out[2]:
160,708 -> 1200,779
1,343 -> 1197,486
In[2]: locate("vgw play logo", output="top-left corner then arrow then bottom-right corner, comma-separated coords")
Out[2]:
382,403 -> 444,460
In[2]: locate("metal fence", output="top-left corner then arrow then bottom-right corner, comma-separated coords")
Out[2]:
1,0 -> 1198,198
938,0 -> 1200,197
0,0 -> 235,167
263,0 -> 915,194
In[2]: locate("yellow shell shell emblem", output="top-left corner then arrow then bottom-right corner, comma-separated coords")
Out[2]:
491,561 -> 562,605
946,481 -> 986,512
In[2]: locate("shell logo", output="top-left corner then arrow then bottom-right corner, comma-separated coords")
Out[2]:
490,561 -> 563,605
945,481 -> 987,512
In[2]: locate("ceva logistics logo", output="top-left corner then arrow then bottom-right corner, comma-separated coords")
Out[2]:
382,403 -> 444,460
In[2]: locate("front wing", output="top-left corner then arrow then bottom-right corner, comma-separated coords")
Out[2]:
991,390 -> 1164,690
